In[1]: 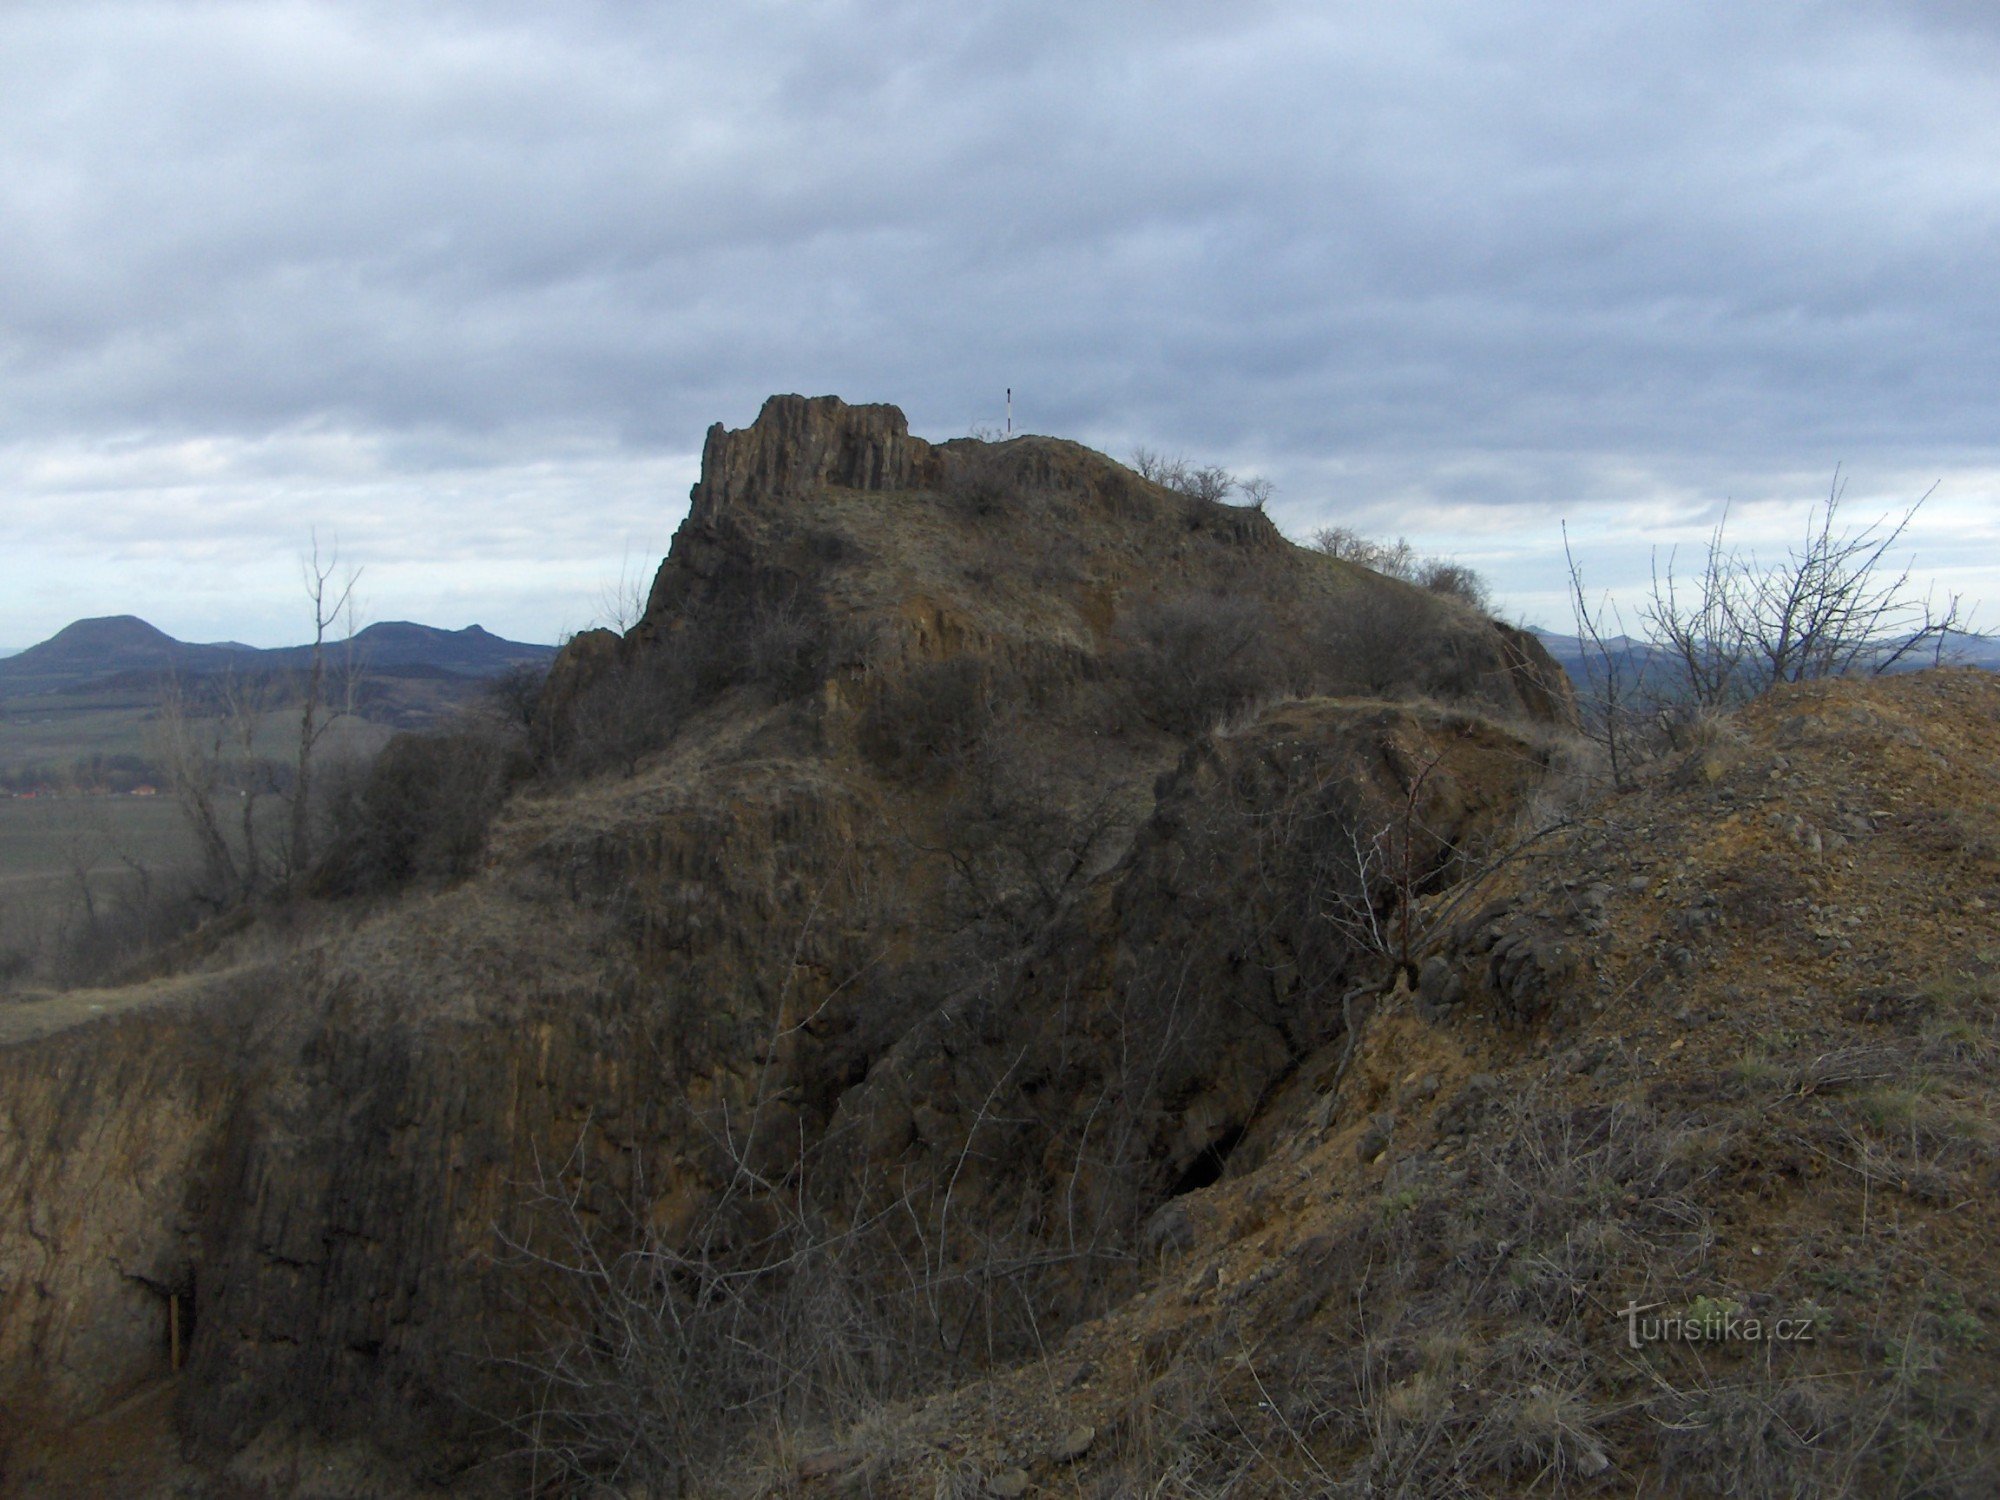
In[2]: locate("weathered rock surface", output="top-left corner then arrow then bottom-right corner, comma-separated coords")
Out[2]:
0,973 -> 257,1422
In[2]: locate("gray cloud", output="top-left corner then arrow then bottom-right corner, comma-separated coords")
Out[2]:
2,0 -> 1996,644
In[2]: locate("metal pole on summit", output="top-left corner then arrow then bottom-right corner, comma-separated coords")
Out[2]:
1006,388 -> 1012,436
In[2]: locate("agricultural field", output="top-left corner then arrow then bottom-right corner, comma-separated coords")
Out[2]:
0,793 -> 196,983
0,698 -> 395,986
0,690 -> 396,791
0,688 -> 164,777
0,641 -> 534,988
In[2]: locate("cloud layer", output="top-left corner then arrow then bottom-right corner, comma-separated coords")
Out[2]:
4,0 -> 1995,644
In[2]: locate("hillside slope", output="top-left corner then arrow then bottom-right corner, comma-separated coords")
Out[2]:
13,398 -> 1990,1496
0,616 -> 246,694
788,667 -> 2000,1496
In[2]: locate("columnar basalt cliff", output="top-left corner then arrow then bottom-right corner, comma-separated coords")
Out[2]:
689,395 -> 941,519
1,396 -> 1630,1492
0,982 -> 252,1420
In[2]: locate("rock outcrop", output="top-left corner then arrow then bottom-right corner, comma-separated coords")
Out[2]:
689,393 -> 941,518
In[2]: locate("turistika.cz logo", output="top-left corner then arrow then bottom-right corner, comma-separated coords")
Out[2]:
1619,1297 -> 1817,1349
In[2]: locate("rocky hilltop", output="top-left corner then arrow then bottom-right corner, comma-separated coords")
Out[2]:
4,398 -> 1995,1497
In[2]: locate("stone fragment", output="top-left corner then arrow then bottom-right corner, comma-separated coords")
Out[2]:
1356,1111 -> 1395,1162
1417,955 -> 1463,1013
1048,1425 -> 1096,1464
1141,1202 -> 1196,1259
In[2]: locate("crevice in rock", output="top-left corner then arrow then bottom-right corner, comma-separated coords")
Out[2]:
1169,1125 -> 1244,1197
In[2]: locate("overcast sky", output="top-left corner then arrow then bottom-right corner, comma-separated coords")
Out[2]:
4,0 -> 1996,648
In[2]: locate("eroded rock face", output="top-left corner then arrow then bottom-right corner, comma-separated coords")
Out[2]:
642,393 -> 942,618
821,699 -> 1556,1252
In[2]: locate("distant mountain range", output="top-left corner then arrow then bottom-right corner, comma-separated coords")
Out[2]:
0,615 -> 556,698
1529,626 -> 2000,689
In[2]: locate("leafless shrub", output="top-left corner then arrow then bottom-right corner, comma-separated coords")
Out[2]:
1415,558 -> 1490,612
154,667 -> 289,906
1115,592 -> 1291,735
593,550 -> 653,634
1300,581 -> 1440,699
1561,474 -> 1965,787
544,579 -> 839,780
1238,738 -> 1576,1094
313,724 -> 525,895
858,656 -> 1008,779
718,585 -> 830,699
45,861 -> 208,989
481,875 -> 1156,1497
1311,526 -> 1417,577
1310,526 -> 1493,615
139,538 -> 366,910
1307,752 -> 1467,991
1183,465 -> 1236,505
489,1137 -> 891,1498
1644,473 -> 1964,708
547,648 -> 691,779
944,444 -> 1014,518
0,772 -> 217,989
1130,448 -> 1270,509
1130,446 -> 1192,491
924,724 -> 1134,946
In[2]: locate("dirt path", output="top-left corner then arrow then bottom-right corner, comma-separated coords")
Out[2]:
0,971 -> 217,1048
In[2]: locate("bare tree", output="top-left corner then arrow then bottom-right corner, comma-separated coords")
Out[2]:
289,534 -> 362,884
1184,464 -> 1236,504
1563,523 -> 1652,791
594,546 -> 654,634
150,536 -> 363,907
1310,525 -> 1418,579
155,666 -> 279,905
481,661 -> 549,739
1129,446 -> 1189,490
